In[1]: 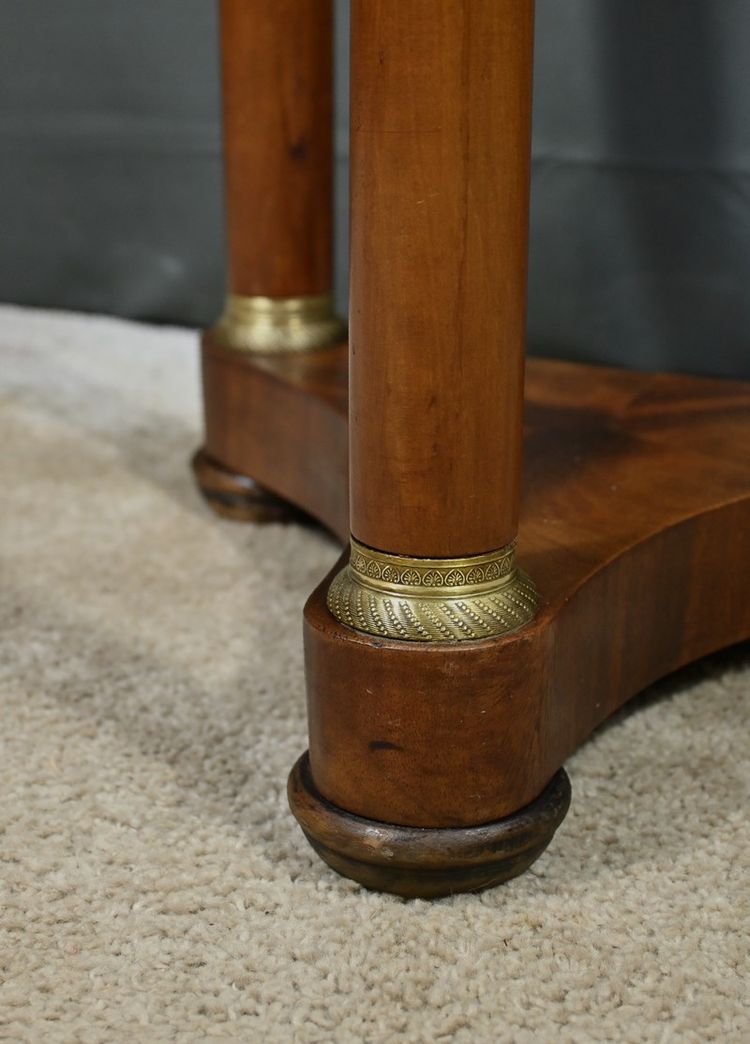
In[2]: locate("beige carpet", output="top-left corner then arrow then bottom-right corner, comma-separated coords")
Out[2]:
1,305 -> 748,1043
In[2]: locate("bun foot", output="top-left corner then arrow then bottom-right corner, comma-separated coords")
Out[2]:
288,753 -> 571,900
191,448 -> 306,524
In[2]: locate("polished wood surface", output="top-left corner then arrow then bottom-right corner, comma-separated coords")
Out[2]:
348,0 -> 535,557
220,0 -> 334,297
301,358 -> 750,826
289,753 -> 571,899
197,0 -> 749,896
199,341 -> 750,880
200,333 -> 348,534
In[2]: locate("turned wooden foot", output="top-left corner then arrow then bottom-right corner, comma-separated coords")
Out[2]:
195,0 -> 750,898
289,753 -> 571,899
191,449 -> 305,525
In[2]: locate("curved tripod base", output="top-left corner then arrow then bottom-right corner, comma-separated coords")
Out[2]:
191,448 -> 305,525
289,753 -> 571,899
195,337 -> 750,894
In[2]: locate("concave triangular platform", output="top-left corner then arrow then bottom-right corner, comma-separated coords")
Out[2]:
198,333 -> 750,699
195,335 -> 750,894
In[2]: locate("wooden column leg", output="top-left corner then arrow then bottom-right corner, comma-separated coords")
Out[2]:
194,0 -> 345,522
289,1 -> 570,898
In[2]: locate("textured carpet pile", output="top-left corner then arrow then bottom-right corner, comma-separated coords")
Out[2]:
0,305 -> 748,1042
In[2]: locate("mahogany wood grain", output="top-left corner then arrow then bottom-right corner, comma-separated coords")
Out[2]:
199,341 -> 750,886
348,0 -> 535,557
220,0 -> 334,297
289,753 -> 571,899
302,359 -> 750,826
197,0 -> 750,895
199,332 -> 349,538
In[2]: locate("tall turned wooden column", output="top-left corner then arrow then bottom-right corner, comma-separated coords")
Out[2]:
289,0 -> 571,898
348,0 -> 529,562
186,0 -> 750,900
332,0 -> 538,634
193,0 -> 345,520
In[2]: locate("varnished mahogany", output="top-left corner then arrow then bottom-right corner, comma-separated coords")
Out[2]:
200,338 -> 750,892
196,0 -> 750,896
349,0 -> 534,557
219,0 -> 334,298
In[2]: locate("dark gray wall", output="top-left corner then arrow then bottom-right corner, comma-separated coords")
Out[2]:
0,0 -> 224,326
531,1 -> 750,377
1,1 -> 748,377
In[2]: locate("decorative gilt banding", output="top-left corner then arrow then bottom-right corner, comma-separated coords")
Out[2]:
212,294 -> 346,354
327,538 -> 539,642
